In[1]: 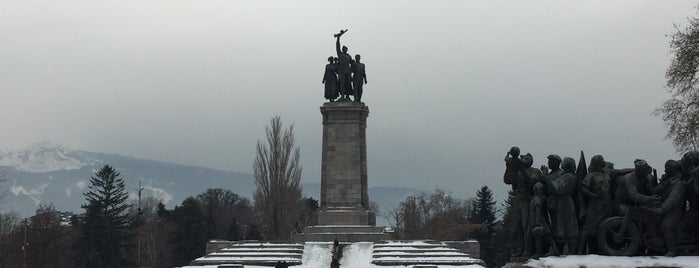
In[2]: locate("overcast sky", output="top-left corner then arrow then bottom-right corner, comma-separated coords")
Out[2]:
1,1 -> 695,203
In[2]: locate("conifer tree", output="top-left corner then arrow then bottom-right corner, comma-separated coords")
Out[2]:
75,165 -> 131,268
468,186 -> 497,226
467,185 -> 498,268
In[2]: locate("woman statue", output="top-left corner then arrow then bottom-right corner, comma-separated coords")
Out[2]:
322,56 -> 339,101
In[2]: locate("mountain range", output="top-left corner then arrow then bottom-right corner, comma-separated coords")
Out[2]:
0,142 -> 425,225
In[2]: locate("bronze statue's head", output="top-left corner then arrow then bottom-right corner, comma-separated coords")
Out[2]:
589,155 -> 605,172
521,153 -> 534,168
664,159 -> 682,177
562,157 -> 576,173
355,54 -> 361,62
342,46 -> 348,53
633,159 -> 652,177
509,146 -> 520,157
681,151 -> 699,171
547,154 -> 562,170
328,56 -> 334,62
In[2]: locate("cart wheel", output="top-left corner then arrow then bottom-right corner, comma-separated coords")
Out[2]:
597,216 -> 641,256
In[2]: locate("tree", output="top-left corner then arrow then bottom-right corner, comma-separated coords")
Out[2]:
253,116 -> 303,240
196,188 -> 253,241
654,10 -> 699,151
75,165 -> 132,268
0,211 -> 22,268
468,186 -> 497,226
467,186 -> 498,268
27,204 -> 76,268
127,197 -> 171,268
169,197 -> 208,266
295,197 -> 319,233
390,189 -> 479,240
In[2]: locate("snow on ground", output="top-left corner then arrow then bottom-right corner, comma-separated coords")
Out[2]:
525,255 -> 699,268
180,265 -> 483,268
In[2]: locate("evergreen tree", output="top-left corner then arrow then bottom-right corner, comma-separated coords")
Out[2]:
75,165 -> 131,268
467,185 -> 498,268
468,186 -> 497,226
156,201 -> 170,219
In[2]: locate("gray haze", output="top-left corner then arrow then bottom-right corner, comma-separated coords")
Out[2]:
0,1 -> 694,203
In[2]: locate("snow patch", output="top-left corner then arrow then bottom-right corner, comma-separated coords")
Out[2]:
145,186 -> 173,204
128,184 -> 173,204
526,255 -> 699,268
0,141 -> 99,173
10,180 -> 49,205
340,242 -> 374,268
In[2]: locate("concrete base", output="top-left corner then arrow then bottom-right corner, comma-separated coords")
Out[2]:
444,240 -> 481,259
317,208 -> 376,225
295,225 -> 389,242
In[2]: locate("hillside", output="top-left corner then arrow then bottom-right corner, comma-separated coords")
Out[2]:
0,142 -> 425,226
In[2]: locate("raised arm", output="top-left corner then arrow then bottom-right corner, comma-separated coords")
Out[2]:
336,36 -> 342,56
334,29 -> 347,56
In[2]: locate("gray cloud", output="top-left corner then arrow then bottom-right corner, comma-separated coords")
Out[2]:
0,1 -> 693,203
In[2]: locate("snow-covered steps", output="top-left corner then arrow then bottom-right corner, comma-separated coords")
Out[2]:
371,240 -> 484,266
190,242 -> 304,266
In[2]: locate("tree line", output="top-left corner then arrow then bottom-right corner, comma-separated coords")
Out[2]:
389,186 -> 513,268
0,169 -> 317,268
0,116 -> 312,268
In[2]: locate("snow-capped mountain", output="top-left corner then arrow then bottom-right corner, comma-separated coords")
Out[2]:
0,142 -> 257,216
0,141 -> 101,173
0,142 -> 423,224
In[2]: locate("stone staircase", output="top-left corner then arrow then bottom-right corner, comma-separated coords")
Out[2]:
189,241 -> 304,266
295,225 -> 390,242
371,240 -> 484,266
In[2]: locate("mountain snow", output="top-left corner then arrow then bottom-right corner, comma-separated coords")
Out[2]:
0,141 -> 100,173
9,179 -> 50,205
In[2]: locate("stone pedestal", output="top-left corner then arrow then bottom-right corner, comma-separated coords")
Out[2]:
319,101 -> 369,210
297,100 -> 388,242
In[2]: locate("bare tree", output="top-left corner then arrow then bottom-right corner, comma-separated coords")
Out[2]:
654,11 -> 699,151
0,171 -> 8,201
253,116 -> 303,240
0,211 -> 22,267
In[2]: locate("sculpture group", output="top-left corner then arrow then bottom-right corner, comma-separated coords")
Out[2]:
504,147 -> 699,258
323,29 -> 367,102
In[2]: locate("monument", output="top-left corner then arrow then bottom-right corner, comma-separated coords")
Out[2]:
189,30 -> 483,267
296,30 -> 387,242
504,147 -> 699,262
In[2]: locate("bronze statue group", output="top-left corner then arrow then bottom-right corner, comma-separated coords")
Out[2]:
323,29 -> 367,102
504,146 -> 699,259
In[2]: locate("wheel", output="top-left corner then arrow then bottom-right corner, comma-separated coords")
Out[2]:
597,216 -> 641,256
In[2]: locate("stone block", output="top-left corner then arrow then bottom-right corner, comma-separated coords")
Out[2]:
205,239 -> 232,254
317,209 -> 375,225
444,240 -> 480,259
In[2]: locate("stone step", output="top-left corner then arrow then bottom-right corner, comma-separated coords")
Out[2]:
302,225 -> 384,233
295,232 -> 390,242
226,243 -> 303,248
371,241 -> 484,266
373,252 -> 469,259
207,253 -> 302,258
191,257 -> 302,266
373,248 -> 459,252
191,242 -> 304,266
219,248 -> 303,253
372,259 -> 483,266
